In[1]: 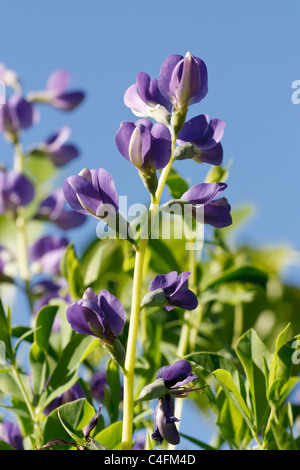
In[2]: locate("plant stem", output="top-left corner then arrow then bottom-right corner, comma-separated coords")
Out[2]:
14,142 -> 33,311
121,133 -> 177,450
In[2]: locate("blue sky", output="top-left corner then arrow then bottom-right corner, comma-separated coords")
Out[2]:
0,0 -> 300,285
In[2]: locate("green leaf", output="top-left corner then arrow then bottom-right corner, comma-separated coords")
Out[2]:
201,265 -> 268,292
29,342 -> 49,398
216,393 -> 251,449
60,243 -> 84,300
105,358 -> 121,423
0,298 -> 12,359
179,432 -> 218,450
35,305 -> 59,352
39,334 -> 97,409
236,329 -> 271,429
165,167 -> 189,199
187,352 -> 237,376
0,440 -> 14,450
43,398 -> 100,448
93,421 -> 123,450
213,369 -> 254,431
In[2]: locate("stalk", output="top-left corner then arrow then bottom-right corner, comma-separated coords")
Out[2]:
121,133 -> 177,449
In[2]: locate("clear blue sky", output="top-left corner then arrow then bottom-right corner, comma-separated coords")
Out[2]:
1,1 -> 299,449
0,0 -> 299,285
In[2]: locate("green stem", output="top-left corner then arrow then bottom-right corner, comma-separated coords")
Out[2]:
121,133 -> 177,450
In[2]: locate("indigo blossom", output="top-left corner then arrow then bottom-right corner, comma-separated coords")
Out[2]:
35,189 -> 86,230
43,382 -> 86,416
115,119 -> 171,174
176,114 -> 226,166
0,169 -> 34,214
28,127 -> 79,167
152,360 -> 200,445
29,235 -> 68,276
27,69 -> 85,111
124,72 -> 172,125
158,52 -> 208,112
180,182 -> 232,228
63,168 -> 119,218
32,278 -> 71,318
0,421 -> 24,450
142,271 -> 198,311
0,95 -> 37,142
67,287 -> 125,344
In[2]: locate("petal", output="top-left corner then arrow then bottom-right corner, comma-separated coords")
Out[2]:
155,397 -> 180,445
188,56 -> 208,105
10,95 -> 36,130
63,179 -> 88,215
124,83 -> 149,116
45,126 -> 71,149
115,121 -> 136,162
158,54 -> 183,104
177,114 -> 209,145
136,72 -> 153,105
169,290 -> 198,311
203,197 -> 232,228
170,373 -> 199,388
156,360 -> 194,387
150,78 -> 173,112
66,301 -> 94,336
49,144 -> 79,167
65,174 -> 104,215
46,70 -> 70,94
149,123 -> 172,170
55,210 -> 86,230
7,171 -> 34,206
97,168 -> 119,211
169,271 -> 191,295
52,91 -> 85,110
193,142 -> 223,166
181,182 -> 227,205
149,271 -> 178,292
98,289 -> 126,337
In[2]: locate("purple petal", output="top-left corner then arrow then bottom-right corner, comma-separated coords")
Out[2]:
150,78 -> 173,112
6,171 -> 34,207
177,114 -> 209,144
45,126 -> 71,148
152,397 -> 180,445
67,298 -> 106,338
97,168 -> 119,211
149,271 -> 178,292
46,70 -> 70,94
55,210 -> 86,230
52,91 -> 85,110
10,96 -> 36,130
181,182 -> 227,205
49,144 -> 79,167
115,121 -> 136,162
168,290 -> 198,311
188,56 -> 208,106
193,142 -> 223,166
98,289 -> 126,337
158,54 -> 183,104
124,84 -> 149,116
167,271 -> 191,296
149,123 -> 172,170
29,235 -> 68,261
203,198 -> 232,228
156,360 -> 194,388
64,174 -> 104,215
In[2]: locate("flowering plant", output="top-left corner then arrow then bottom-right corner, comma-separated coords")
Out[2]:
0,54 -> 299,453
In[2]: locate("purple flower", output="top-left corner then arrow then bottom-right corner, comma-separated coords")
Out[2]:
43,382 -> 86,416
90,371 -> 107,403
0,421 -> 24,450
35,189 -> 86,230
63,168 -> 119,218
28,127 -> 79,167
28,69 -> 84,111
180,182 -> 232,228
115,119 -> 171,174
132,431 -> 146,450
176,114 -> 226,166
32,278 -> 71,319
158,52 -> 208,111
0,169 -> 34,214
147,271 -> 198,311
0,95 -> 38,141
66,287 -> 126,345
152,360 -> 199,445
124,72 -> 172,123
29,235 -> 69,276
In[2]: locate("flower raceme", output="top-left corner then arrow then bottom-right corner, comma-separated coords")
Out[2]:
141,271 -> 198,311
